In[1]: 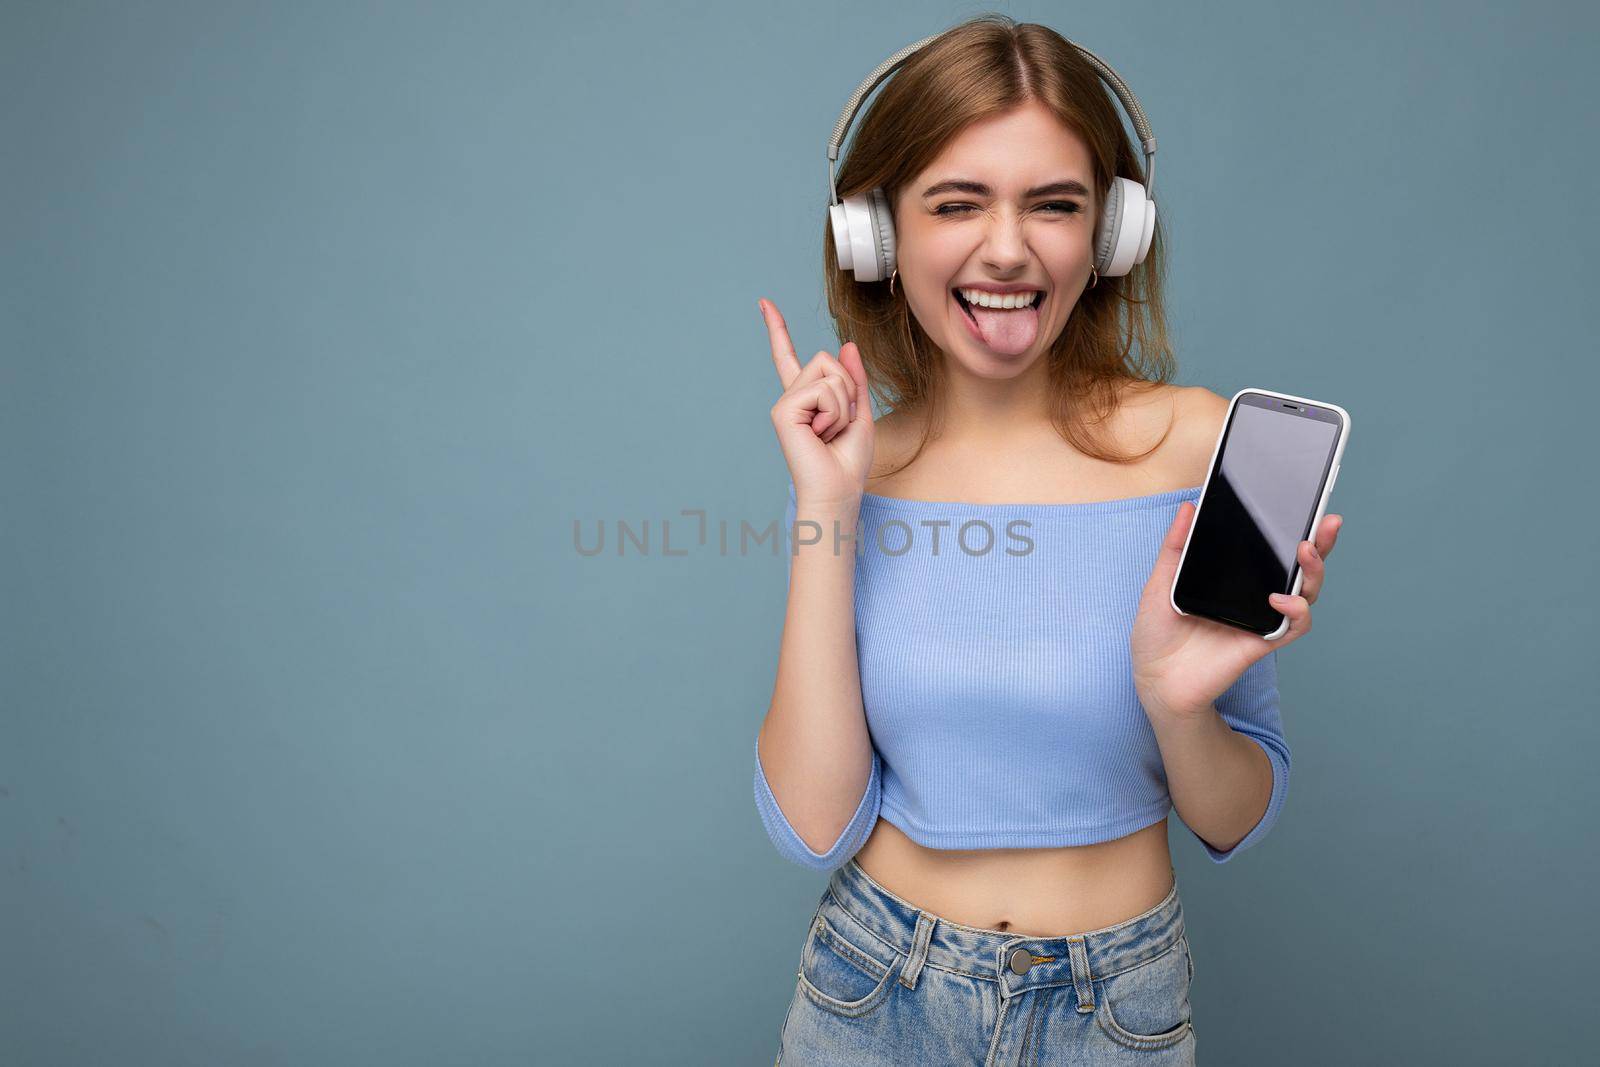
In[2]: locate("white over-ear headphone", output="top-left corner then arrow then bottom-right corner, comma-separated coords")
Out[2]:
827,32 -> 1160,284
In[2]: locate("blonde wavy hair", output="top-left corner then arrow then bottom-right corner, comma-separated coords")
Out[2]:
824,13 -> 1179,473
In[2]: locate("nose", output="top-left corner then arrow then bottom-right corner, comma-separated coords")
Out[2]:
978,209 -> 1029,275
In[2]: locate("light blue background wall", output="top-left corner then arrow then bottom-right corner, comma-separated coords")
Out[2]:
3,1 -> 1595,1063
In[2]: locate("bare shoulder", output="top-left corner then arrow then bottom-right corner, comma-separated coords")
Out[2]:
1177,384 -> 1231,431
1113,382 -> 1228,484
1169,385 -> 1231,483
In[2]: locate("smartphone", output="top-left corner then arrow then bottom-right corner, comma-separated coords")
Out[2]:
1170,387 -> 1351,639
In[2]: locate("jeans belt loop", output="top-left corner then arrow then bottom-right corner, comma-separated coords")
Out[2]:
1067,935 -> 1095,1012
899,910 -> 936,989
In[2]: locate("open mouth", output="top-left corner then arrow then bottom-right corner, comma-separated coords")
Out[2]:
952,288 -> 1046,355
952,288 -> 1044,323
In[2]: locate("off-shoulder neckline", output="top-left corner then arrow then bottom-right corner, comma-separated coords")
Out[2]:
860,485 -> 1203,515
789,483 -> 1204,516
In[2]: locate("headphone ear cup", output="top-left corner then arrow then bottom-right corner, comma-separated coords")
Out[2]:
1095,177 -> 1156,278
868,187 -> 896,281
829,188 -> 895,282
1093,178 -> 1124,277
829,201 -> 856,273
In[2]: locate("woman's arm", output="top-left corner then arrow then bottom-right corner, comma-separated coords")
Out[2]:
753,487 -> 880,869
751,301 -> 879,870
1143,651 -> 1290,861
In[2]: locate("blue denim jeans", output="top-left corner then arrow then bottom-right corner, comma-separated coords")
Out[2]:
774,858 -> 1197,1065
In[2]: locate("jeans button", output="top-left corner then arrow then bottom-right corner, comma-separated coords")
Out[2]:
1008,947 -> 1033,975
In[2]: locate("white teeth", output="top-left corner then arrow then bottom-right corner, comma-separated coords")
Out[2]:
957,287 -> 1041,310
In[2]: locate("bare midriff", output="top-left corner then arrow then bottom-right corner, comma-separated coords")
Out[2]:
851,816 -> 1176,938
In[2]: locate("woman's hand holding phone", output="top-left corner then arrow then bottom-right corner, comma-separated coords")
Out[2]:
1130,501 -> 1344,721
760,298 -> 874,511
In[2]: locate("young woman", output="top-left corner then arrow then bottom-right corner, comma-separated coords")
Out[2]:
753,16 -> 1341,1066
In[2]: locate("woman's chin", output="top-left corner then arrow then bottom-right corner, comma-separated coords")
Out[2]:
947,344 -> 1040,379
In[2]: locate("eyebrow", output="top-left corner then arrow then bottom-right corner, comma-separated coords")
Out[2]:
921,178 -> 1091,199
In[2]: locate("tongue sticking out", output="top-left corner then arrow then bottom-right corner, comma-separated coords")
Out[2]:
967,300 -> 1040,355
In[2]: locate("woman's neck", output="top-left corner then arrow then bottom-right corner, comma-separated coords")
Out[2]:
917,356 -> 1056,446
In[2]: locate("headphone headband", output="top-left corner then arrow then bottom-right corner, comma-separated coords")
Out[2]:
826,32 -> 1159,208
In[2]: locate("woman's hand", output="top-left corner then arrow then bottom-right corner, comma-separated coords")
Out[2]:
1131,502 -> 1344,720
761,298 -> 874,509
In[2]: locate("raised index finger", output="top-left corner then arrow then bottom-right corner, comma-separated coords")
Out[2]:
759,298 -> 803,389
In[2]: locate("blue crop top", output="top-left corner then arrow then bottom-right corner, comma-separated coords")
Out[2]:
754,480 -> 1291,871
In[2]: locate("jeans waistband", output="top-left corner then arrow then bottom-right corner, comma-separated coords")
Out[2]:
823,858 -> 1185,1004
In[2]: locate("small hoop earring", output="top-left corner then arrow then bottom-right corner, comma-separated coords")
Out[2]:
888,267 -> 898,296
1088,264 -> 1099,290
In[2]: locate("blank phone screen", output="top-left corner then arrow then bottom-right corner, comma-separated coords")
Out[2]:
1173,394 -> 1342,635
